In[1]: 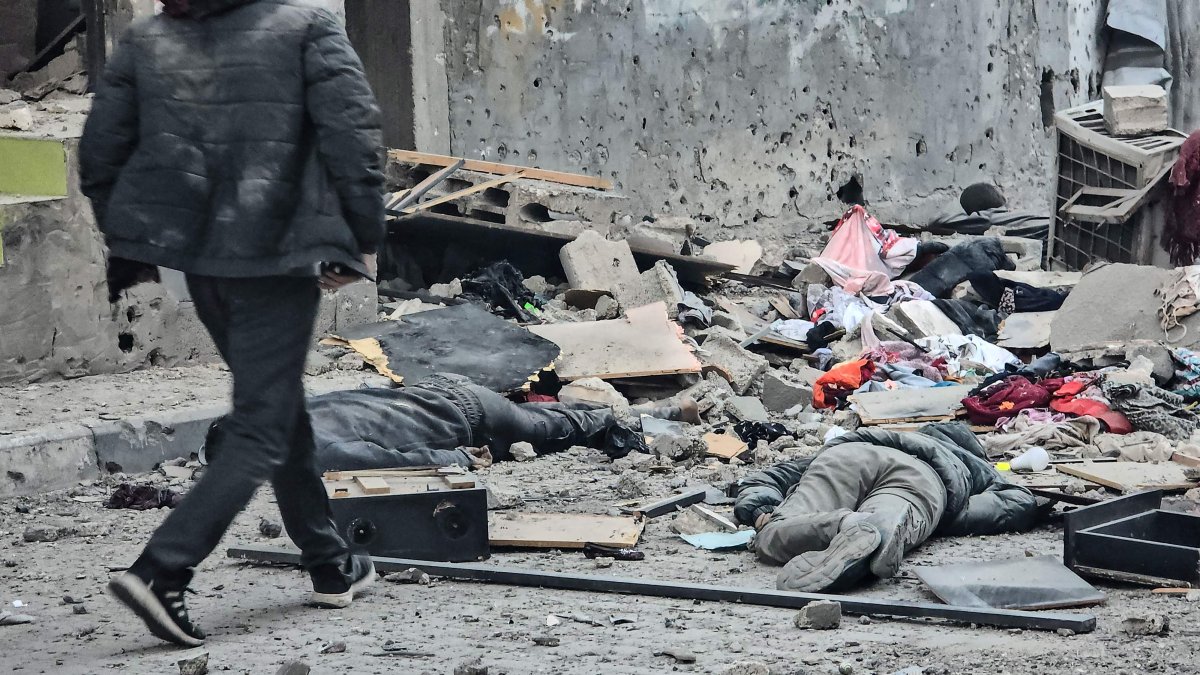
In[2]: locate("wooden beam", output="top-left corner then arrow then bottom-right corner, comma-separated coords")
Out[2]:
388,150 -> 613,191
386,158 -> 464,214
404,171 -> 526,214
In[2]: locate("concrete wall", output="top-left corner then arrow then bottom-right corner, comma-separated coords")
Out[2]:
437,0 -> 1107,248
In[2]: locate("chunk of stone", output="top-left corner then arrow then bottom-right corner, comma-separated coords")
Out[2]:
637,260 -> 685,318
614,470 -> 651,498
761,371 -> 814,413
721,662 -> 771,675
670,504 -> 737,535
509,441 -> 537,462
794,600 -> 842,630
1103,84 -> 1168,137
0,102 -> 34,131
258,518 -> 283,538
559,230 -> 644,305
1121,613 -> 1169,636
177,653 -> 209,675
594,294 -> 619,319
699,332 -> 769,394
275,662 -> 311,675
454,659 -> 489,675
384,567 -> 431,585
558,377 -> 628,409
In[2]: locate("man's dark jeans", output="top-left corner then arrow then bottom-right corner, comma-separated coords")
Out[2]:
141,275 -> 347,575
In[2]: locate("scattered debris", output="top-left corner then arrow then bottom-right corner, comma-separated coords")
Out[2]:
0,611 -> 34,626
679,529 -> 755,551
509,441 -> 537,462
532,636 -> 560,647
721,662 -> 771,675
794,600 -> 842,630
275,661 -> 311,675
699,332 -> 769,394
453,658 -> 490,675
669,504 -> 738,536
104,484 -> 182,510
384,568 -> 431,585
318,641 -> 347,655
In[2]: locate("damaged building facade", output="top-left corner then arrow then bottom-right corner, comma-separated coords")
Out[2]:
0,0 -> 1189,383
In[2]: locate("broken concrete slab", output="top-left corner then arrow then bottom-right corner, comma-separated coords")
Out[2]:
1104,84 -> 1169,137
890,300 -> 962,339
698,331 -> 769,395
788,363 -> 826,386
559,229 -> 645,306
530,303 -> 701,380
90,404 -> 227,476
0,101 -> 33,131
0,423 -> 99,498
1051,263 -> 1200,357
761,371 -> 814,413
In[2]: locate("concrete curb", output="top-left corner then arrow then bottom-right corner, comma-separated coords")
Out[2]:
0,404 -> 228,498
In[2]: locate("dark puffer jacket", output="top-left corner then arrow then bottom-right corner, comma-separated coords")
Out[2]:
79,0 -> 384,278
733,423 -> 1042,536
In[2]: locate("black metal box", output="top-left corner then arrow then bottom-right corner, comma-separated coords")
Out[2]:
1064,490 -> 1200,587
325,472 -> 489,563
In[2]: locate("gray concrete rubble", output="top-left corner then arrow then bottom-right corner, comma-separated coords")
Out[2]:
698,331 -> 769,395
1104,84 -> 1169,136
559,230 -> 645,306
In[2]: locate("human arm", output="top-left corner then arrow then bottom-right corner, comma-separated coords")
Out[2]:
302,10 -> 385,255
732,455 -> 816,527
79,34 -> 139,230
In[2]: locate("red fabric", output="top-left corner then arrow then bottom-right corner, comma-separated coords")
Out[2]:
814,359 -> 875,409
1050,383 -> 1132,434
524,393 -> 557,403
962,376 -> 1052,426
1166,130 -> 1200,266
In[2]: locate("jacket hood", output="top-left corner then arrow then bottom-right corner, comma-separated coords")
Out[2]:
160,0 -> 259,19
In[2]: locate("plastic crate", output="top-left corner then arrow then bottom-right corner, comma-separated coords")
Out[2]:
1049,102 -> 1185,270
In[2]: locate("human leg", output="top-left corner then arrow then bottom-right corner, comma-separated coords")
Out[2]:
847,453 -> 946,579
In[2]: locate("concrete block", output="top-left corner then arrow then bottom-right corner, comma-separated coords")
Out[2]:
794,600 -> 841,630
1104,85 -> 1168,137
637,260 -> 685,318
762,371 -> 814,412
699,331 -> 769,395
889,300 -> 962,339
91,404 -> 226,475
559,229 -> 644,305
789,363 -> 826,386
0,101 -> 33,131
726,395 -> 769,422
0,423 -> 97,497
316,280 -> 379,337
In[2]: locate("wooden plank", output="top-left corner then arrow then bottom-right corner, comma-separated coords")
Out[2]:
355,476 -> 391,495
403,171 -> 526,214
444,475 -> 477,490
1054,460 -> 1199,493
769,295 -> 798,320
528,302 -> 701,380
385,158 -> 463,213
704,432 -> 749,460
487,512 -> 644,549
388,149 -> 613,190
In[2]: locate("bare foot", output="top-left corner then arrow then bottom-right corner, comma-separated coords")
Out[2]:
678,397 -> 703,425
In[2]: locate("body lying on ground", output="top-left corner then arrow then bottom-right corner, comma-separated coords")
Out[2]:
202,373 -> 696,472
733,423 -> 1044,593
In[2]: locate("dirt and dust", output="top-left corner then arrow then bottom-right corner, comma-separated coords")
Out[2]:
1,445 -> 1198,675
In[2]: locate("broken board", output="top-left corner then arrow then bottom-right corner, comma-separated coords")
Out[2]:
704,431 -> 749,460
487,512 -> 645,549
528,302 -> 701,380
1054,460 -> 1199,493
915,555 -> 1106,610
850,385 -> 973,425
323,303 -> 560,391
323,473 -> 476,499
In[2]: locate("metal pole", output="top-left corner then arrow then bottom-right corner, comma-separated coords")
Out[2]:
82,0 -> 107,93
228,545 -> 1096,633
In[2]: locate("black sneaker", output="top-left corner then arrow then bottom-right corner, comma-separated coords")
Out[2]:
309,554 -> 376,609
774,521 -> 881,593
108,570 -> 205,647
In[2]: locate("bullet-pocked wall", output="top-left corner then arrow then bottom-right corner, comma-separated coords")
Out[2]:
438,0 -> 1107,248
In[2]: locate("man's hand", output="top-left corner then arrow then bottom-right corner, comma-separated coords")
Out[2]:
755,512 -> 773,531
466,446 -> 493,469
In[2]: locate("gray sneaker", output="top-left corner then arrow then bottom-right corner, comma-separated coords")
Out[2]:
775,521 -> 881,593
848,504 -> 926,580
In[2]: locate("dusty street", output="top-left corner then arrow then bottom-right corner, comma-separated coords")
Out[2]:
3,445 -> 1199,675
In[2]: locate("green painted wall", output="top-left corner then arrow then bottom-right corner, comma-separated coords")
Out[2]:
0,136 -> 68,197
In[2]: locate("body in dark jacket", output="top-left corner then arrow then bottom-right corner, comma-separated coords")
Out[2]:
79,0 -> 385,277
734,423 -> 1042,536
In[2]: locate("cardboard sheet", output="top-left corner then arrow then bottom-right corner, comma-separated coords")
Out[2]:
1054,459 -> 1199,492
529,303 -> 701,380
850,385 -> 973,425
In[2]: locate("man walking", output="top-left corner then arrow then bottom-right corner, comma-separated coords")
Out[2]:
79,0 -> 384,646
